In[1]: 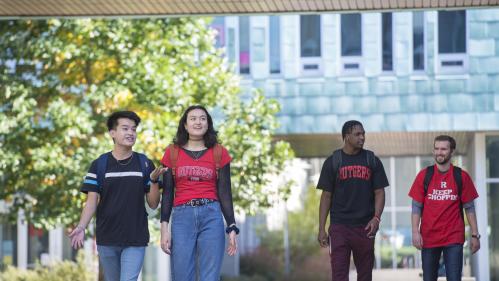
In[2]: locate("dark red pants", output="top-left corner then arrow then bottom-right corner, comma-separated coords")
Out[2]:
329,223 -> 375,281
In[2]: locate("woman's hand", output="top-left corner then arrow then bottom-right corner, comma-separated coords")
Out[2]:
227,231 -> 238,256
160,222 -> 171,255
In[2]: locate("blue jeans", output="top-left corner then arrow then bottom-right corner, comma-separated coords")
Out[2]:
422,244 -> 463,281
171,201 -> 225,281
97,245 -> 146,281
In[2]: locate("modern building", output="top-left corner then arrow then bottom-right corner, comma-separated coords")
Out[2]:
2,7 -> 499,281
211,9 -> 499,281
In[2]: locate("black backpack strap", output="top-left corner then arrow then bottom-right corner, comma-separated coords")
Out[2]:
136,152 -> 150,188
365,150 -> 377,171
423,165 -> 434,197
331,149 -> 342,191
96,152 -> 111,192
453,166 -> 464,220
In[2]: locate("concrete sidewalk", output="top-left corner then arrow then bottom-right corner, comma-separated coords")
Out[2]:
350,269 -> 475,281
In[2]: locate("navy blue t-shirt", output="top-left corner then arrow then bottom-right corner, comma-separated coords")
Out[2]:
317,149 -> 389,226
81,152 -> 155,246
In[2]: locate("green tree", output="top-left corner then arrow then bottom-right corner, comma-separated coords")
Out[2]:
0,18 -> 293,229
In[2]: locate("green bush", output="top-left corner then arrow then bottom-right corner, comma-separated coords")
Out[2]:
0,253 -> 93,281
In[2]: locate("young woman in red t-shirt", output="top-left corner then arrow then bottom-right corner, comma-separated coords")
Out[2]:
159,105 -> 238,281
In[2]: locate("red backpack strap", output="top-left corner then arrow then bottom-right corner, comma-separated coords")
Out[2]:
168,144 -> 180,177
213,144 -> 223,178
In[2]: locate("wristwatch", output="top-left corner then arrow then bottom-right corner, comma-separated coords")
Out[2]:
471,234 -> 481,239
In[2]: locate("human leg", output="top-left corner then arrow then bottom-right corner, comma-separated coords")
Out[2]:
422,247 -> 443,281
97,245 -> 122,281
120,246 -> 146,281
197,202 -> 225,281
442,244 -> 463,281
350,227 -> 375,281
171,206 -> 198,281
329,224 -> 353,281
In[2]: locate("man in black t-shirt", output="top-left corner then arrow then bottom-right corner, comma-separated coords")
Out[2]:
68,111 -> 166,281
317,120 -> 389,281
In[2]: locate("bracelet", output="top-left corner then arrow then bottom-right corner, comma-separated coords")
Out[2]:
150,178 -> 159,184
373,216 -> 381,223
225,225 -> 240,235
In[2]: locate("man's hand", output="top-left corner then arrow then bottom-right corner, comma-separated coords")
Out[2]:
471,237 -> 480,254
412,231 -> 423,250
317,229 -> 329,248
150,166 -> 168,182
227,231 -> 238,256
365,217 -> 380,238
68,225 -> 85,249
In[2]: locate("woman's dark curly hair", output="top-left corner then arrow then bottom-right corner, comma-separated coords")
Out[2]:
173,105 -> 219,148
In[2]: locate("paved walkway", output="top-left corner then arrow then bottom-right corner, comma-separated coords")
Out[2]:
350,269 -> 422,281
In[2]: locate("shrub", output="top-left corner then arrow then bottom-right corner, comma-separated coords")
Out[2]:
0,252 -> 93,281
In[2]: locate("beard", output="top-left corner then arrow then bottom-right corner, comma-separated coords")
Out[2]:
435,155 -> 451,165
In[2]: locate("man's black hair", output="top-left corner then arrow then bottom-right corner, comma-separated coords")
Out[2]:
341,120 -> 364,140
434,135 -> 456,151
107,111 -> 141,131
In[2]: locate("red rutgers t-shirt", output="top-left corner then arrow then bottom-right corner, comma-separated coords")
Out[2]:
160,145 -> 231,206
408,164 -> 478,248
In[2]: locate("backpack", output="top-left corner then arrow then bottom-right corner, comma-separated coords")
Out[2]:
422,165 -> 464,219
330,148 -> 378,189
95,152 -> 150,191
167,143 -> 223,178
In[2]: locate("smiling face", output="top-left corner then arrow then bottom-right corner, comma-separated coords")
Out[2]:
345,125 -> 365,150
184,108 -> 208,139
433,140 -> 453,165
109,118 -> 137,148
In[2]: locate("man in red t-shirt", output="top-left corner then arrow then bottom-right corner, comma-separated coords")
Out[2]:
408,135 -> 480,281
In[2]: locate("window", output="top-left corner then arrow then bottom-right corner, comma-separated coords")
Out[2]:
437,10 -> 467,73
269,16 -> 281,74
340,13 -> 363,74
412,12 -> 425,71
382,13 -> 393,72
300,15 -> 322,75
211,17 -> 225,49
239,16 -> 250,74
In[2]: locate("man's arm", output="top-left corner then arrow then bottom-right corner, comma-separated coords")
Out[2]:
318,191 -> 331,247
68,192 -> 99,249
411,200 -> 423,249
365,188 -> 385,237
465,201 -> 480,254
146,166 -> 168,209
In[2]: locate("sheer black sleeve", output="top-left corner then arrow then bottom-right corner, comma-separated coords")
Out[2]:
160,169 -> 174,223
217,163 -> 236,226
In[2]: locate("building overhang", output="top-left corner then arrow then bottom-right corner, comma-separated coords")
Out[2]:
276,131 -> 475,158
1,0 -> 498,18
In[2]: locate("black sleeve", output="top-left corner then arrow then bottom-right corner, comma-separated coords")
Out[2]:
217,163 -> 236,226
160,168 -> 174,223
317,157 -> 334,192
81,160 -> 100,194
372,156 -> 389,189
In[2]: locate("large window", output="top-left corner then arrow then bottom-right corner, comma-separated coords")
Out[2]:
300,15 -> 322,75
0,223 -> 17,269
269,16 -> 281,74
239,16 -> 250,75
340,13 -> 362,74
300,15 -> 321,57
437,10 -> 467,73
211,17 -> 225,49
382,13 -> 393,72
412,12 -> 425,71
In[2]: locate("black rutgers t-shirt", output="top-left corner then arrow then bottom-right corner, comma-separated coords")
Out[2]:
317,149 -> 389,226
81,153 -> 155,246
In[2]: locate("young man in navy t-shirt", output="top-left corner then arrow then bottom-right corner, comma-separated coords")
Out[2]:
69,111 -> 166,281
317,120 -> 389,281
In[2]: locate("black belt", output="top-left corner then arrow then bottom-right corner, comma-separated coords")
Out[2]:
181,198 -> 216,207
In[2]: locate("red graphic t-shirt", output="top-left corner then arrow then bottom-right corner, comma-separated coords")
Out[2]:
160,145 -> 231,206
408,164 -> 478,248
